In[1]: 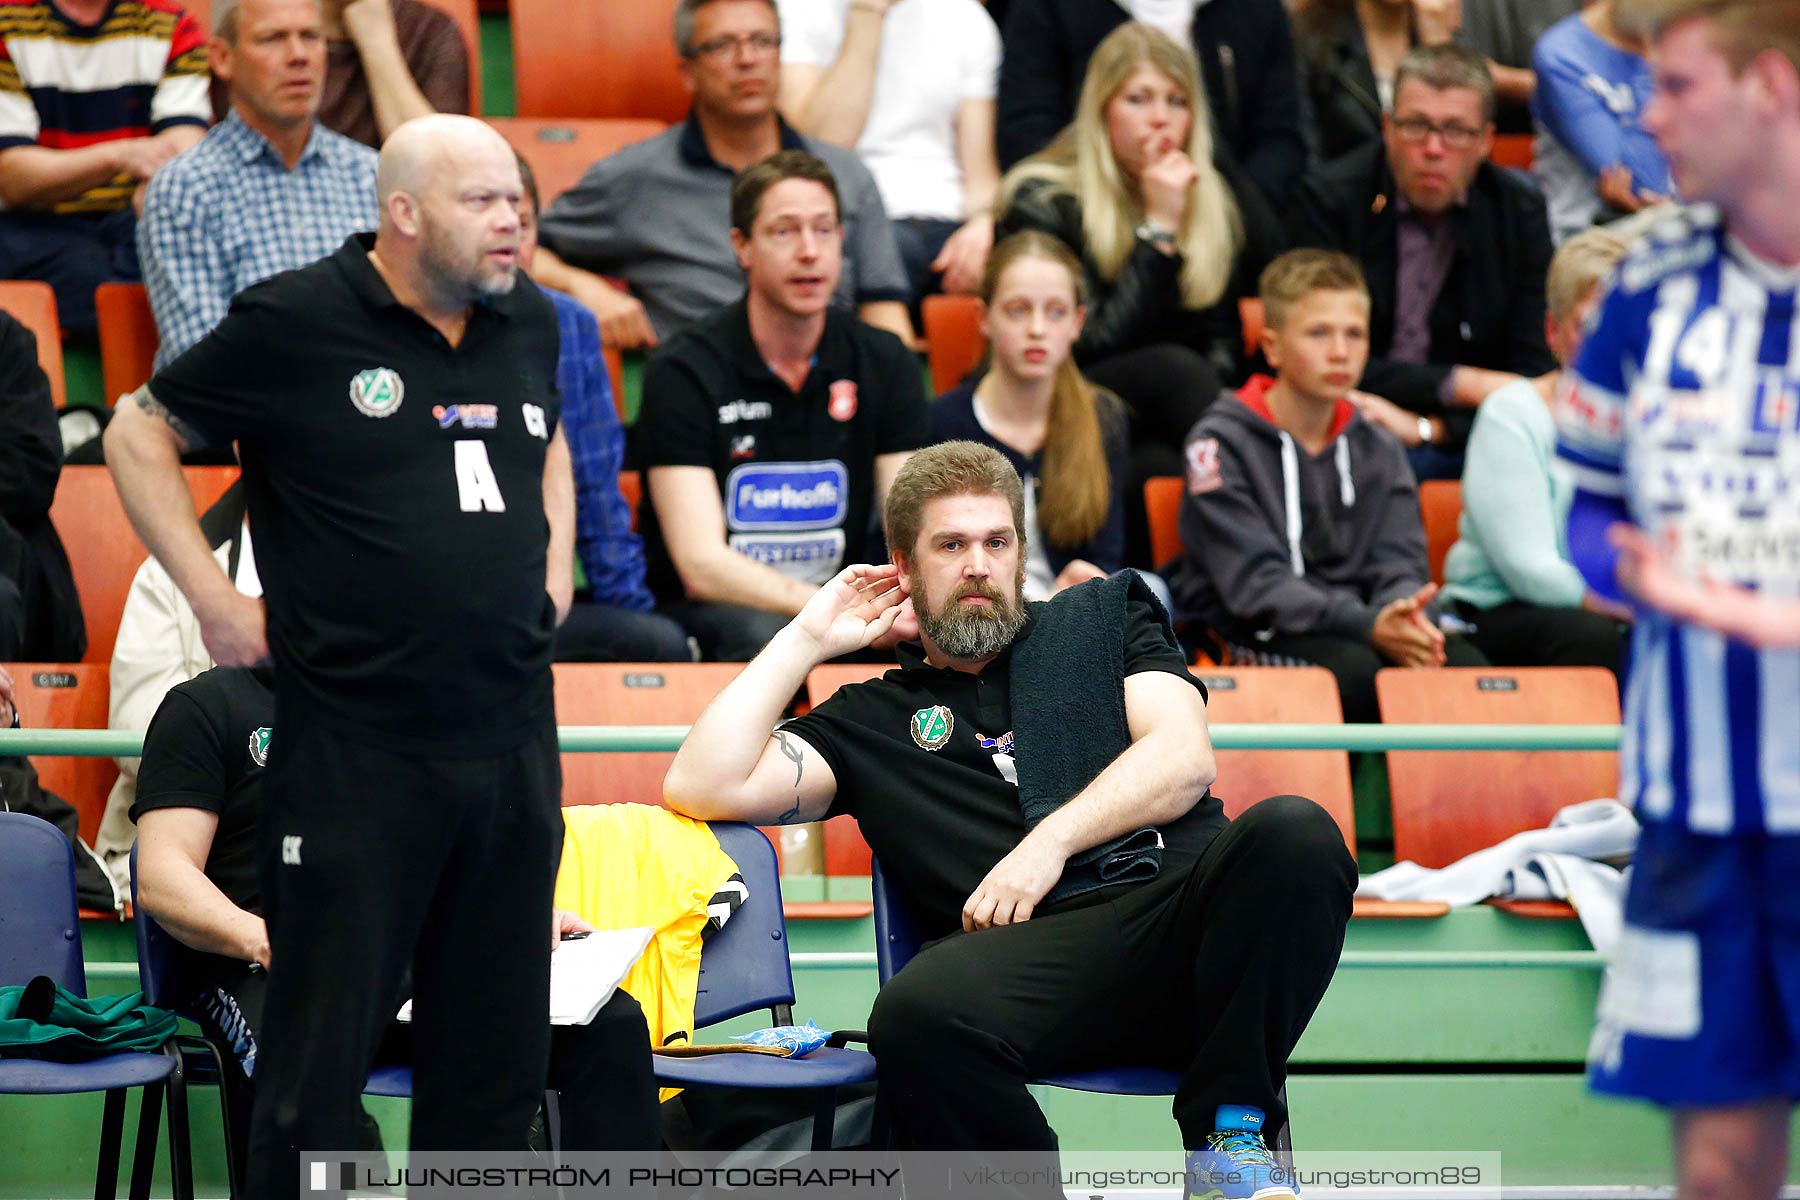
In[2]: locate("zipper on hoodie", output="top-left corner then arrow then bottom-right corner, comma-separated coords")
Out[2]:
1275,428 -> 1359,578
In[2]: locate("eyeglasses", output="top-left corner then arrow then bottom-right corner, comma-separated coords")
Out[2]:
1390,116 -> 1486,149
688,31 -> 781,60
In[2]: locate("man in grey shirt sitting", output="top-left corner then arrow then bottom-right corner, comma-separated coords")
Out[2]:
528,0 -> 915,351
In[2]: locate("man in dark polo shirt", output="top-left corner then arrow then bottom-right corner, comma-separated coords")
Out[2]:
663,442 -> 1356,1199
103,114 -> 570,1200
638,149 -> 927,661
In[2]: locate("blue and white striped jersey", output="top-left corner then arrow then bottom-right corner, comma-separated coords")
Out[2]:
1558,205 -> 1800,835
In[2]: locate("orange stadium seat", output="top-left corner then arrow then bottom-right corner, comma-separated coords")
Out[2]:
1378,666 -> 1620,871
4,662 -> 117,849
488,116 -> 667,210
48,466 -> 240,665
1193,665 -> 1356,856
550,662 -> 742,810
1419,479 -> 1461,587
0,280 -> 65,409
1143,476 -> 1185,569
921,293 -> 984,394
803,664 -> 897,876
95,282 -> 158,405
602,344 -> 627,421
511,0 -> 688,122
1490,133 -> 1534,171
1239,296 -> 1265,361
617,469 -> 641,531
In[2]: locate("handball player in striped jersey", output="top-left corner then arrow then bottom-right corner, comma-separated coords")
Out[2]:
1556,0 -> 1800,1194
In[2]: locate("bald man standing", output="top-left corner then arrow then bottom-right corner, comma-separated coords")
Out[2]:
106,114 -> 572,1198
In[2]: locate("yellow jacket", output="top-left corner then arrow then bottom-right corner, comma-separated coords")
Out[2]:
553,804 -> 743,1083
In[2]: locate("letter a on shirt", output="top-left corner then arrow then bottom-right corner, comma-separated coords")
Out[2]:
454,440 -> 507,512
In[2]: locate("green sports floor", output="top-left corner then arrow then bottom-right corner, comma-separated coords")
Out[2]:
10,898 -> 1799,1197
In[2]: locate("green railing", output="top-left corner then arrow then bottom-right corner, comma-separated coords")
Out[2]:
0,723 -> 1623,757
34,719 -> 1621,981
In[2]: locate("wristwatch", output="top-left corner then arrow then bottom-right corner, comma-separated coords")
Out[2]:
1415,415 -> 1435,446
1134,219 -> 1177,252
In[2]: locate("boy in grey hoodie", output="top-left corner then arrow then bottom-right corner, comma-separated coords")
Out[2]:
1169,250 -> 1487,723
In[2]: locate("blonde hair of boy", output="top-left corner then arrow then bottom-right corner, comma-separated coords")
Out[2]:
1257,249 -> 1369,332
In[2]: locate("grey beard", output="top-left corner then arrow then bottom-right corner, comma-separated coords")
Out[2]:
474,266 -> 518,297
419,238 -> 516,305
919,598 -> 1028,660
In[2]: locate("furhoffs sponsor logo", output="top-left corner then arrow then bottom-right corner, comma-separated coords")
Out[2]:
724,461 -> 849,532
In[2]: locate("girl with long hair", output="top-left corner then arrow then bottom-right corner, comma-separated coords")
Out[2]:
930,231 -> 1130,597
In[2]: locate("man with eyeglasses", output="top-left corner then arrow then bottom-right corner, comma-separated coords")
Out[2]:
634,150 -> 927,662
525,0 -> 914,353
1289,43 -> 1556,479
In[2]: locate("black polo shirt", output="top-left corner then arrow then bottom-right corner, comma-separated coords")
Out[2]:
782,599 -> 1225,940
131,667 -> 275,918
146,234 -> 562,756
636,300 -> 928,602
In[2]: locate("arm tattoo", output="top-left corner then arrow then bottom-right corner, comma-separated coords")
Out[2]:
773,731 -> 805,825
134,386 -> 208,450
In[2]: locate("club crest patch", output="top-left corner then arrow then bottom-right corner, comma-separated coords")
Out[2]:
910,705 -> 954,751
349,367 -> 404,418
248,727 -> 272,767
828,379 -> 858,422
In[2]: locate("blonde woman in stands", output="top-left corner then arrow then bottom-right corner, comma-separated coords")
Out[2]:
930,231 -> 1132,599
996,22 -> 1277,563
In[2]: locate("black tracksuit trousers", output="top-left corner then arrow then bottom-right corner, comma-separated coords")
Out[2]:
246,709 -> 565,1200
867,795 -> 1355,1163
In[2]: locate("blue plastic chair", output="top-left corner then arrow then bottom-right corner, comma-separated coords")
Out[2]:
870,857 -> 1293,1148
131,841 -> 575,1196
131,844 -> 425,1198
650,823 -> 877,1149
0,811 -> 190,1200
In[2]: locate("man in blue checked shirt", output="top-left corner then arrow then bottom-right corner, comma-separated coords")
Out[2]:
138,0 -> 378,371
517,154 -> 693,663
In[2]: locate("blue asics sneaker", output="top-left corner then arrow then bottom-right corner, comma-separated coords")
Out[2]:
1186,1105 -> 1299,1199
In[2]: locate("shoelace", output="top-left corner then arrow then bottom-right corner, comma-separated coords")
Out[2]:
1204,1129 -> 1277,1167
